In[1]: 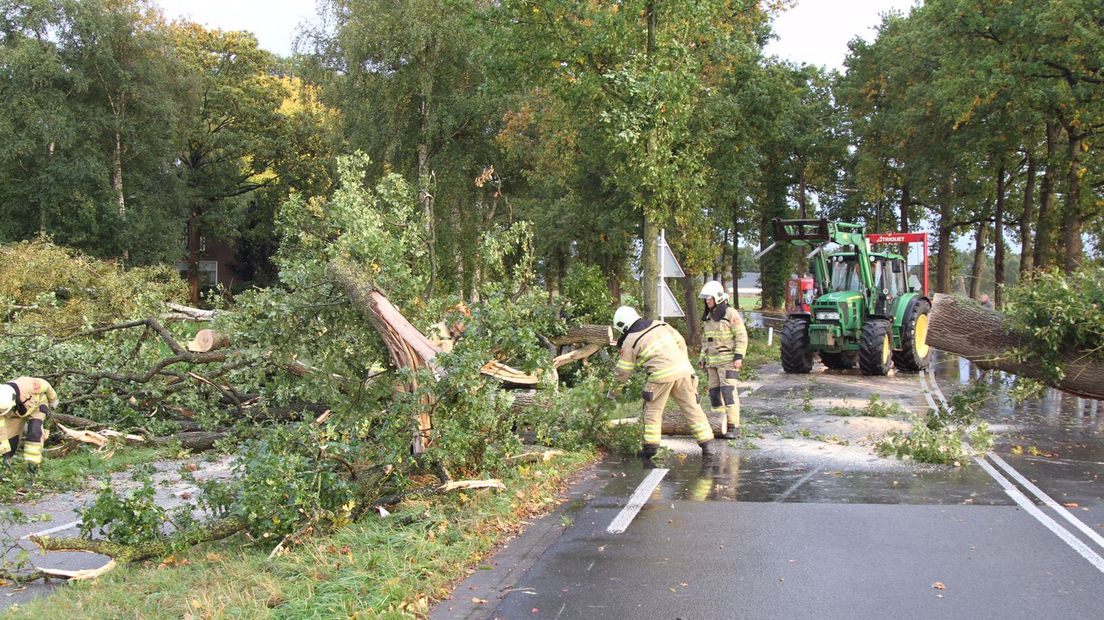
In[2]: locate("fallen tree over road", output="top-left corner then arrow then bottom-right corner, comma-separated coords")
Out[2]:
927,293 -> 1104,400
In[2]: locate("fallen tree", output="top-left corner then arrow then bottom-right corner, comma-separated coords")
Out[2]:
927,293 -> 1104,400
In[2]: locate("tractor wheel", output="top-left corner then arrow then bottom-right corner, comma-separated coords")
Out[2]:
859,319 -> 893,376
780,318 -> 814,374
820,350 -> 857,370
893,299 -> 932,372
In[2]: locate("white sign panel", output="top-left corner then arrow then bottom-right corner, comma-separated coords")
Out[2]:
658,280 -> 685,318
658,233 -> 685,278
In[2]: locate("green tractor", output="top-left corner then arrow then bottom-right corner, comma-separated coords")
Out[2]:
761,218 -> 931,375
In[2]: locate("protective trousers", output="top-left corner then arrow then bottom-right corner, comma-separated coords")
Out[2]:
641,374 -> 714,451
2,412 -> 46,465
706,366 -> 740,429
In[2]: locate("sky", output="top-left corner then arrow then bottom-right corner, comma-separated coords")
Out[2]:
155,0 -> 920,69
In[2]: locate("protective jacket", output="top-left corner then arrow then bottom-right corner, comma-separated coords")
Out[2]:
2,377 -> 57,465
615,320 -> 695,384
700,302 -> 748,367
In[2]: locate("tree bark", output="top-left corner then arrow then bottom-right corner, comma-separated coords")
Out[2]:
641,0 -> 659,319
149,431 -> 227,452
927,294 -> 1104,400
731,210 -> 741,308
969,212 -> 989,300
550,325 -> 614,347
1018,147 -> 1036,276
1060,120 -> 1083,273
936,179 -> 953,294
187,203 -> 203,304
32,516 -> 248,563
1033,121 -> 1060,269
682,271 -> 701,349
993,161 -> 1006,308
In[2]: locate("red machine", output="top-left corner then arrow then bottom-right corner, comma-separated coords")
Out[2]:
785,276 -> 816,315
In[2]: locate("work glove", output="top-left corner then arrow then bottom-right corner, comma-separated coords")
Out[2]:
698,358 -> 707,369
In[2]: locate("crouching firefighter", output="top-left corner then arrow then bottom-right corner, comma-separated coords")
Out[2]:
609,306 -> 723,461
698,281 -> 748,440
0,377 -> 58,480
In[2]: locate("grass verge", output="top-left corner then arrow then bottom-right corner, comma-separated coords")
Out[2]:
5,451 -> 595,619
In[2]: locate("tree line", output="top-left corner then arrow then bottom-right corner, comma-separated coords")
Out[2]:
2,0 -> 1100,313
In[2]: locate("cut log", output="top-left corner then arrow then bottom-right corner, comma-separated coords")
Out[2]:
661,406 -> 727,437
928,293 -> 1104,400
550,325 -> 615,347
186,329 -> 230,352
552,343 -> 603,369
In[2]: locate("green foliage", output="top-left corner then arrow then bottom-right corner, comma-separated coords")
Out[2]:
561,262 -> 614,325
79,474 -> 168,546
0,240 -> 186,335
829,394 -> 908,418
1003,267 -> 1104,383
876,382 -> 995,465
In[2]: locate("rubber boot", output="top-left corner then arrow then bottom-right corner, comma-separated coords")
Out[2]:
721,426 -> 739,440
699,439 -> 725,459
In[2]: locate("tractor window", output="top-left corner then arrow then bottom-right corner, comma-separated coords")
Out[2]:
830,258 -> 863,292
876,259 -> 902,298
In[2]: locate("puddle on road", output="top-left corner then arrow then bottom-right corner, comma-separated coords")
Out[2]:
598,451 -> 1010,506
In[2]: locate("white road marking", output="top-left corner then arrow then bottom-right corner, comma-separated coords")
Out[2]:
925,367 -> 1104,569
973,456 -> 1104,574
607,468 -> 668,534
987,451 -> 1104,551
22,519 -> 80,540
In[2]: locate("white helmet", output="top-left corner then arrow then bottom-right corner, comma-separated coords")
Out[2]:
0,384 -> 14,415
612,306 -> 641,333
699,280 -> 728,304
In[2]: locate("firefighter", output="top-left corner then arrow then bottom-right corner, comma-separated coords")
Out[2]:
0,377 -> 57,481
698,281 -> 748,440
609,306 -> 722,460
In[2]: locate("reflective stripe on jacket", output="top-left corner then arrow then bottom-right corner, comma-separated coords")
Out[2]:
701,303 -> 748,367
615,321 -> 695,384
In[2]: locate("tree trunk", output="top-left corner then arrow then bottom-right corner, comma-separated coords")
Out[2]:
187,203 -> 202,304
936,179 -> 953,294
927,294 -> 1104,400
641,1 -> 659,319
993,160 -> 1006,308
731,223 -> 741,308
1033,121 -> 1060,269
969,216 -> 988,300
899,184 -> 910,232
1060,121 -> 1083,273
418,52 -> 437,297
682,271 -> 700,349
718,229 -> 728,289
1018,147 -> 1036,276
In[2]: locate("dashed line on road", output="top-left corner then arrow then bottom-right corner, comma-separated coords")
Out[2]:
923,368 -> 1104,571
607,468 -> 668,534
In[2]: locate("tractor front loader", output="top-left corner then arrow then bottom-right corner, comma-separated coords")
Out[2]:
759,218 -> 931,376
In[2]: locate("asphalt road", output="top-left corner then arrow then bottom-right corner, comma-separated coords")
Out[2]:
434,358 -> 1104,620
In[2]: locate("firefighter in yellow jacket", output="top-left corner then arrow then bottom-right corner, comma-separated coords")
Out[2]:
698,281 -> 748,440
610,306 -> 722,460
0,377 -> 57,479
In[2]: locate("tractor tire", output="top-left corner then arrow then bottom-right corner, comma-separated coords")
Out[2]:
780,318 -> 814,374
893,299 -> 932,372
859,319 -> 893,376
820,350 -> 857,370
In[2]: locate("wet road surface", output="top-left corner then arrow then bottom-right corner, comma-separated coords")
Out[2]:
435,354 -> 1104,619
